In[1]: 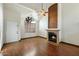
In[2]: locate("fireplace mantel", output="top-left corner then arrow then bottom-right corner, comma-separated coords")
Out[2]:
47,28 -> 60,31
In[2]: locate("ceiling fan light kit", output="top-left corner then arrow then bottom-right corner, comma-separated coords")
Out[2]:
39,3 -> 48,16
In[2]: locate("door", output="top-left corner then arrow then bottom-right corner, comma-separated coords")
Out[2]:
6,21 -> 19,43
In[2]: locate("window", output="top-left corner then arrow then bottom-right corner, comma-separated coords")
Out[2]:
24,17 -> 36,33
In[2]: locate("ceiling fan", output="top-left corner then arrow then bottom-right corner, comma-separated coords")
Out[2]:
39,3 -> 48,16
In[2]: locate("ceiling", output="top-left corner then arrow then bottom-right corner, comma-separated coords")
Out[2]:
19,3 -> 54,12
4,4 -> 34,15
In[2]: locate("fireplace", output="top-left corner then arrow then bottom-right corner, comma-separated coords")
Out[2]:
48,32 -> 57,43
47,28 -> 60,44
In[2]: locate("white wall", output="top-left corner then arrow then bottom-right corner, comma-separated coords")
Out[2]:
61,3 -> 79,45
21,12 -> 39,38
0,4 -> 3,50
4,5 -> 21,43
39,15 -> 48,38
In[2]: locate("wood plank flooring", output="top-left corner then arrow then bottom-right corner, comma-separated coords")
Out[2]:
1,37 -> 79,56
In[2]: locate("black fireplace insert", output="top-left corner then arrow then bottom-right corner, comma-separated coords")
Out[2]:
48,32 -> 57,43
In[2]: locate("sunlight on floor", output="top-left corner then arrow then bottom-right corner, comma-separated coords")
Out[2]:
24,48 -> 37,56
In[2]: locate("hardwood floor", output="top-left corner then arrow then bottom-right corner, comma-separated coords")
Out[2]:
1,37 -> 79,56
